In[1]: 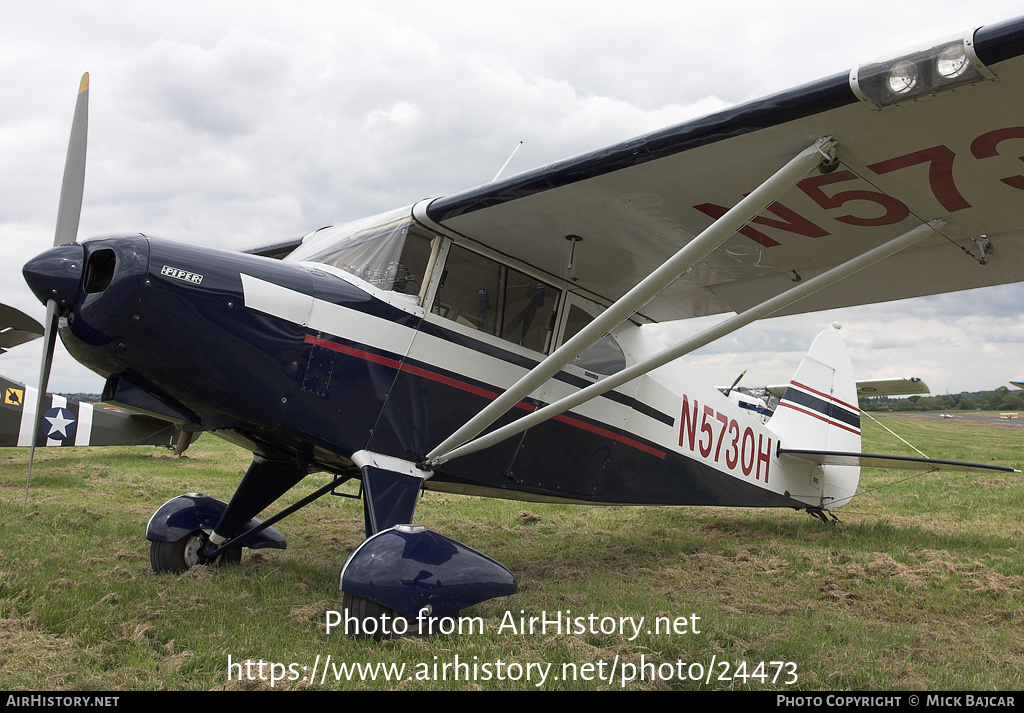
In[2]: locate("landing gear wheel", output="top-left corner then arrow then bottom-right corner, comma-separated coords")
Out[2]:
342,591 -> 407,640
150,529 -> 242,573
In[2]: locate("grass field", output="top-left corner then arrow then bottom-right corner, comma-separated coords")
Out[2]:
1,414 -> 1022,690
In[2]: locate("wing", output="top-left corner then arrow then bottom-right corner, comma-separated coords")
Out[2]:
418,17 -> 1024,323
764,377 -> 930,399
0,303 -> 44,353
854,377 -> 930,397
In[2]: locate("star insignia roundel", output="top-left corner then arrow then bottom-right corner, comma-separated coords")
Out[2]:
42,407 -> 77,441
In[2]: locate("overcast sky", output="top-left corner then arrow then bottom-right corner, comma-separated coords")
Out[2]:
2,0 -> 1022,397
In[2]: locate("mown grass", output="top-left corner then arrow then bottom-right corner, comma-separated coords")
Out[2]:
1,414 -> 1021,690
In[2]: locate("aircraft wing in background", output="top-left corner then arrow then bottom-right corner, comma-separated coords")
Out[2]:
762,376 -> 931,399
0,304 -> 43,354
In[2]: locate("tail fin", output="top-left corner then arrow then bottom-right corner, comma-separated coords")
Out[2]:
768,325 -> 861,508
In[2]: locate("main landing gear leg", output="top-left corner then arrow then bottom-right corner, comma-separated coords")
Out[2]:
338,451 -> 517,639
212,451 -> 308,543
146,451 -> 299,573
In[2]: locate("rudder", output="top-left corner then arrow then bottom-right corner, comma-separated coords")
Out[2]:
768,325 -> 861,508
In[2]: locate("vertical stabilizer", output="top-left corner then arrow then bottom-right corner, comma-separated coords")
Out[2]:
768,325 -> 861,508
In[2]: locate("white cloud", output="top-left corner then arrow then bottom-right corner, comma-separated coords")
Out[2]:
2,0 -> 1022,394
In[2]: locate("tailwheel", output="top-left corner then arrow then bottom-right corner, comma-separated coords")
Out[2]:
804,508 -> 843,532
150,529 -> 242,573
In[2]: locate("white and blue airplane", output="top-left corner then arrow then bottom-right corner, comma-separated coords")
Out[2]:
20,15 -> 1024,634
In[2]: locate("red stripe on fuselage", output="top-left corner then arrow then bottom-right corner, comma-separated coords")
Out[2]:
304,335 -> 666,459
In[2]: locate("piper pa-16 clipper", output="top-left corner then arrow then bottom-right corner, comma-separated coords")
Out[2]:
22,16 -> 1024,633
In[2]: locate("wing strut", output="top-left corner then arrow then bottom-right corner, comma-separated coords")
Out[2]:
424,137 -> 838,465
429,220 -> 941,466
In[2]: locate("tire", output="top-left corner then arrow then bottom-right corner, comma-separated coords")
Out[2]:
342,591 -> 404,640
150,530 -> 242,573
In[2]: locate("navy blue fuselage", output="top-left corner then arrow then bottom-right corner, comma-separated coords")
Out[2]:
45,234 -> 799,509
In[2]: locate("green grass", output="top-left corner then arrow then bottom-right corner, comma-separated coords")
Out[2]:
1,414 -> 1022,690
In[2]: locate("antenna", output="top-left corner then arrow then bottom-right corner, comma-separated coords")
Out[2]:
492,141 -> 523,182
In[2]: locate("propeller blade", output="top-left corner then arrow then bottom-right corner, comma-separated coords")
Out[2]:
724,369 -> 747,397
25,73 -> 89,504
25,300 -> 59,504
54,73 -> 89,247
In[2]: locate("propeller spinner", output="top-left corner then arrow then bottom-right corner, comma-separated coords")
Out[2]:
22,73 -> 89,502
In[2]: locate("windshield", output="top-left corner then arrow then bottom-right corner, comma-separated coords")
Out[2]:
285,206 -> 431,295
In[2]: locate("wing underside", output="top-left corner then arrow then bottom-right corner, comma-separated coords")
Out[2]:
421,17 -> 1024,323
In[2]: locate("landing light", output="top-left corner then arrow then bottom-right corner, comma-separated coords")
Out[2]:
887,60 -> 918,95
850,29 -> 994,109
936,44 -> 970,80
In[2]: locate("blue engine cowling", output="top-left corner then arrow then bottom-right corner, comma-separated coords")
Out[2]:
146,493 -> 287,550
339,524 -> 517,619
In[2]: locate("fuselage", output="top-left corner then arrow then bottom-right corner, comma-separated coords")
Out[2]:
25,224 -> 822,510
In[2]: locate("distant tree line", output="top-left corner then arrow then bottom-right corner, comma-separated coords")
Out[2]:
861,386 -> 1024,412
60,393 -> 102,403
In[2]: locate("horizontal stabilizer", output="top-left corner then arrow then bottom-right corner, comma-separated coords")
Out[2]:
779,448 -> 1018,473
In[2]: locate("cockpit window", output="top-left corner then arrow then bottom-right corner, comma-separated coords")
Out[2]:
284,206 -> 432,296
432,243 -> 560,354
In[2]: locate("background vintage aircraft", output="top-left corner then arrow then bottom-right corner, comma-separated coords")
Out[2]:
0,304 -> 43,355
722,373 -> 931,422
0,372 -> 177,449
18,14 -> 1024,634
1,302 -> 183,452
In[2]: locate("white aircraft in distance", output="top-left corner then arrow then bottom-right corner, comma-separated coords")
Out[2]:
20,15 -> 1024,636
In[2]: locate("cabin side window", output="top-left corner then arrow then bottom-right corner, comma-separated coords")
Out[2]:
560,304 -> 627,375
432,244 -> 560,353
